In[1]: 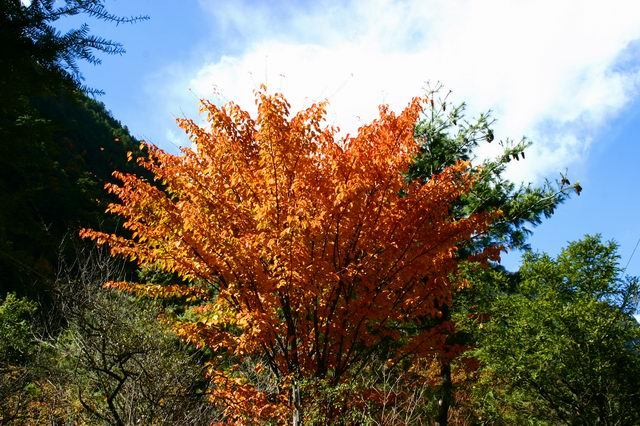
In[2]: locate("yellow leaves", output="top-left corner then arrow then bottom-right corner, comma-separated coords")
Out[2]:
190,298 -> 239,329
102,281 -> 210,301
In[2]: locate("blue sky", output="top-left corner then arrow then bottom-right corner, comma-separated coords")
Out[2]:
58,0 -> 640,276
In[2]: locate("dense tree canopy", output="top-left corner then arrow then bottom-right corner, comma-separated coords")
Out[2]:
463,235 -> 640,424
81,89 -> 504,422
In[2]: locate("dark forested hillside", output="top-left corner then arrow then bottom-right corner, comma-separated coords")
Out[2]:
0,0 -> 146,300
0,5 -> 218,423
0,88 -> 144,299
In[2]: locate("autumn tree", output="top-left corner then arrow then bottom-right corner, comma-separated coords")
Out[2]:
81,88 -> 501,423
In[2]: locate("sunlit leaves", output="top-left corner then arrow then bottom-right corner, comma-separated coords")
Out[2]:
81,88 -> 499,421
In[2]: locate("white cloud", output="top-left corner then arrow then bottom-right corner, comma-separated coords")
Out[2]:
155,0 -> 640,182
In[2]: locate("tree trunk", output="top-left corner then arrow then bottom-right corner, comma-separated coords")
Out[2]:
292,381 -> 302,426
436,359 -> 452,426
436,303 -> 452,426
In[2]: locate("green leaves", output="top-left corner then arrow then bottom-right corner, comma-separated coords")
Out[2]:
2,0 -> 147,90
407,85 -> 574,253
0,293 -> 37,365
470,235 -> 640,423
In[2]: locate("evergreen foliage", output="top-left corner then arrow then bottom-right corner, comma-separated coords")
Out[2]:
469,236 -> 640,424
409,84 -> 578,253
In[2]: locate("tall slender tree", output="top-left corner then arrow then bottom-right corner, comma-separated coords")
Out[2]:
407,84 -> 578,425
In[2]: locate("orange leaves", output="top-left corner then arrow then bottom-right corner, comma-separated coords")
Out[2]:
207,367 -> 289,424
102,281 -> 210,301
81,87 -> 499,420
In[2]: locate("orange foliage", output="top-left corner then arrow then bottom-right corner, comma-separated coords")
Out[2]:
81,87 -> 499,422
